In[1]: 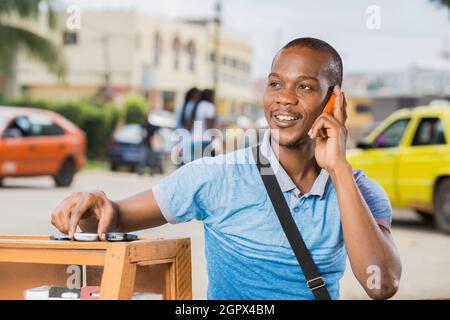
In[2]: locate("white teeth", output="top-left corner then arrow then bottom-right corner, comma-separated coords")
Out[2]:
275,115 -> 299,121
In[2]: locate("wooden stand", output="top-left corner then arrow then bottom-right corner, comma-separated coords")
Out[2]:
0,235 -> 192,300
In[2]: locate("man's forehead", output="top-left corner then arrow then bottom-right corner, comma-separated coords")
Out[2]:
271,46 -> 331,78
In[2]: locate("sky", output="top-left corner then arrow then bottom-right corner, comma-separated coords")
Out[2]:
61,0 -> 450,79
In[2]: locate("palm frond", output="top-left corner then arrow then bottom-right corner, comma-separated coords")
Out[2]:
0,0 -> 59,30
0,0 -> 40,20
0,23 -> 66,77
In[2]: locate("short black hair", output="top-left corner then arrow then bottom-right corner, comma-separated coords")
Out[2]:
275,37 -> 343,87
200,89 -> 215,103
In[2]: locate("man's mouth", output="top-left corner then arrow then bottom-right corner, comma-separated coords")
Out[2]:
271,113 -> 302,128
274,114 -> 300,121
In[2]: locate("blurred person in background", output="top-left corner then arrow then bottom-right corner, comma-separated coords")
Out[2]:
175,87 -> 201,130
181,89 -> 217,164
138,116 -> 161,175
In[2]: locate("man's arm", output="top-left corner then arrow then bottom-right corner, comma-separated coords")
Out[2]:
51,189 -> 167,240
329,164 -> 401,299
309,85 -> 401,299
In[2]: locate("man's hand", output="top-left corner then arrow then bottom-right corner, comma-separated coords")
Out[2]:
308,85 -> 348,172
308,85 -> 402,298
51,190 -> 119,241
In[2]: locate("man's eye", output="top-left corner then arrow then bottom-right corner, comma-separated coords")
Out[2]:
269,81 -> 281,88
298,84 -> 311,91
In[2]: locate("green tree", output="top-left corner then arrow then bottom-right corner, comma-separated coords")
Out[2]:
0,0 -> 65,97
123,95 -> 149,124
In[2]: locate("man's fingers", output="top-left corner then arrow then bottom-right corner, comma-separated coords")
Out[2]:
310,114 -> 340,139
51,213 -> 69,234
58,202 -> 74,234
51,196 -> 77,235
97,201 -> 116,241
68,192 -> 94,239
332,85 -> 345,125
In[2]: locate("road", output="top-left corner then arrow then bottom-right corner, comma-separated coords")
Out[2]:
1,170 -> 449,300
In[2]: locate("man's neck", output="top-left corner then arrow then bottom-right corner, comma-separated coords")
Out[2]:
270,137 -> 320,194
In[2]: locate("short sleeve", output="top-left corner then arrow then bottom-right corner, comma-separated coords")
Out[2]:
354,169 -> 393,229
152,159 -> 213,224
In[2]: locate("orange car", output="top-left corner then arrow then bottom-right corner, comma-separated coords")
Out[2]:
0,107 -> 86,187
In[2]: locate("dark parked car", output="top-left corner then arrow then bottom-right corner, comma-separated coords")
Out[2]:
106,123 -> 163,174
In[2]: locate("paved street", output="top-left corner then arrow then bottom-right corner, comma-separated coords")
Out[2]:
1,170 -> 449,300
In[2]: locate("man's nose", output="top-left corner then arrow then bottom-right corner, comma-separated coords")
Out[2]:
276,87 -> 298,106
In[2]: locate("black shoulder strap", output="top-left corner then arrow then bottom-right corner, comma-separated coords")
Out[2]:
252,144 -> 331,300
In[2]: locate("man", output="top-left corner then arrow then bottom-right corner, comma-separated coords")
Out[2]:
51,38 -> 401,300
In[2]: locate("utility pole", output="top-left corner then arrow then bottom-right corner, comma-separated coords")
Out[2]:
100,35 -> 112,101
213,0 -> 222,105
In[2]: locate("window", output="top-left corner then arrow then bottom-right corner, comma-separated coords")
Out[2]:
209,52 -> 216,62
7,115 -> 65,137
163,91 -> 176,112
114,124 -> 143,144
29,115 -> 65,136
63,31 -> 78,46
355,105 -> 372,114
173,37 -> 181,70
411,118 -> 446,146
39,122 -> 65,136
7,116 -> 31,137
373,118 -> 410,148
187,41 -> 196,72
153,32 -> 162,66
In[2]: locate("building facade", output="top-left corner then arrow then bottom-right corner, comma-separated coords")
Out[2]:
13,11 -> 257,120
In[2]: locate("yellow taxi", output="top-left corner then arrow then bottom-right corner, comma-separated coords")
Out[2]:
347,103 -> 450,233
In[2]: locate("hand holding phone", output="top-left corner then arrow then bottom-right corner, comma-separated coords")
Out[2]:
309,85 -> 348,172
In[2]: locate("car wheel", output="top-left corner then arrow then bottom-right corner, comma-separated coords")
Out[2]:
435,179 -> 450,234
415,210 -> 434,223
110,161 -> 118,172
53,159 -> 75,187
0,178 -> 3,187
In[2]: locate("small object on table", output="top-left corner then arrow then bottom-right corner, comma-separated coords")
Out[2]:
74,232 -> 99,242
50,233 -> 70,241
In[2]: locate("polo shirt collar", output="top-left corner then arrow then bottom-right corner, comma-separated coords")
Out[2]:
259,130 -> 330,198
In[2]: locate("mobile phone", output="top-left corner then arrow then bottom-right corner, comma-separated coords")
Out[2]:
106,232 -> 138,242
50,233 -> 70,241
48,287 -> 81,300
322,86 -> 335,114
74,232 -> 99,242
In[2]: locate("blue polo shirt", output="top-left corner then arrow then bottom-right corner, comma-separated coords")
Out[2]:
152,131 -> 392,300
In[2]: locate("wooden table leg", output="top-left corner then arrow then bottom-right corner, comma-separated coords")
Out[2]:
100,245 -> 136,300
165,261 -> 176,300
174,238 -> 192,300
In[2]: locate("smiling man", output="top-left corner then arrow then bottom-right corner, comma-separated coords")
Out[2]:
51,37 -> 401,300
